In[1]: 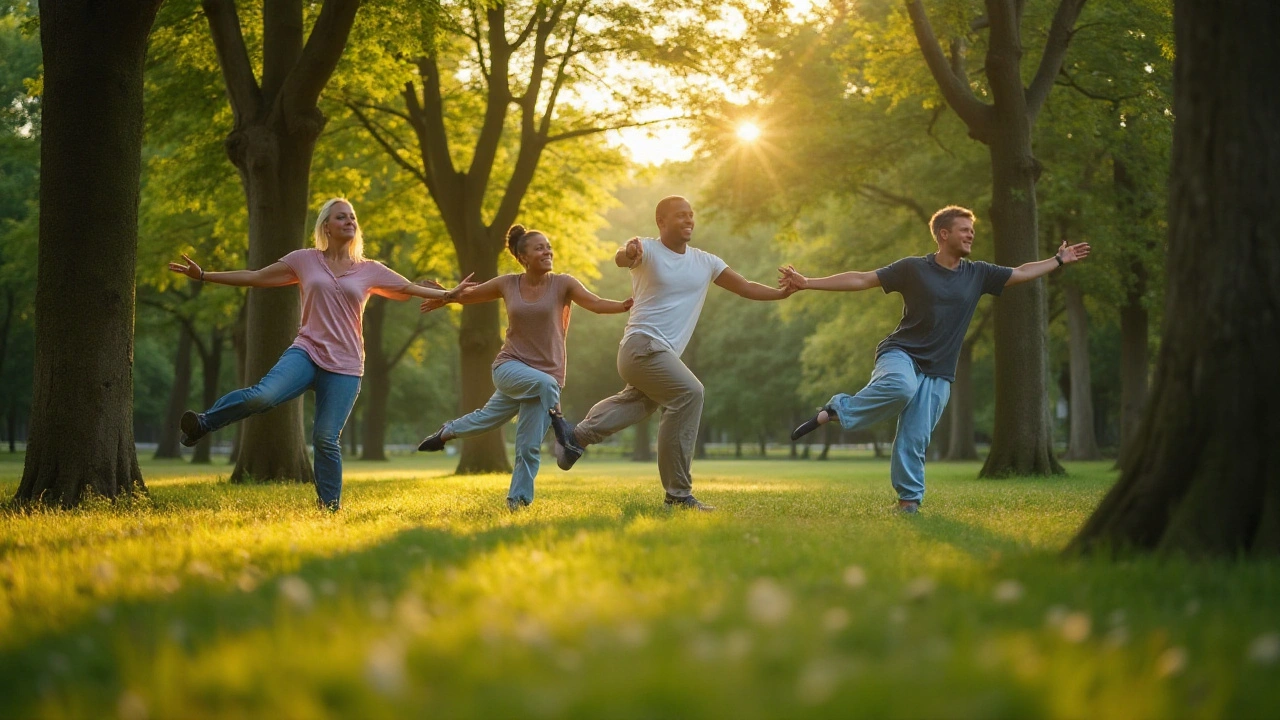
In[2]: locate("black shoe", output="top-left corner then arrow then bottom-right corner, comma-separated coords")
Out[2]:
179,411 -> 207,447
664,493 -> 715,512
506,497 -> 530,512
548,409 -> 584,471
791,405 -> 835,442
417,426 -> 449,452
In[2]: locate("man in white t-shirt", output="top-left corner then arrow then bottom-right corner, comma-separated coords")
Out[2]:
550,196 -> 794,511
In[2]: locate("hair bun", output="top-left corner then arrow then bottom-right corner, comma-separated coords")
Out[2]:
507,224 -> 528,256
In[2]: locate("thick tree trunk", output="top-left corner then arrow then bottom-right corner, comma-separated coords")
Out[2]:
360,296 -> 390,461
633,417 -> 653,461
191,329 -> 224,464
155,326 -> 195,459
946,341 -> 978,460
229,302 -> 247,465
1118,261 -> 1150,460
929,403 -> 952,461
819,421 -> 836,460
15,0 -> 162,506
980,135 -> 1063,477
757,433 -> 767,458
695,422 -> 708,460
454,249 -> 511,474
1063,285 -> 1101,460
1072,0 -> 1280,556
229,128 -> 319,485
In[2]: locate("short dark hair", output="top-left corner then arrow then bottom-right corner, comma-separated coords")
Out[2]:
655,195 -> 690,223
929,206 -> 975,241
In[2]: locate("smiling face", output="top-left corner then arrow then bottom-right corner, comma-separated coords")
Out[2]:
938,216 -> 975,258
325,201 -> 359,244
518,233 -> 554,272
656,197 -> 695,245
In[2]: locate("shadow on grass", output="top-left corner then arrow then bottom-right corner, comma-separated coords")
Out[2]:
0,505 -> 662,714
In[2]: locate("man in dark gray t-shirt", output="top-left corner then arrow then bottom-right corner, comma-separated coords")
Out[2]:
782,206 -> 1091,513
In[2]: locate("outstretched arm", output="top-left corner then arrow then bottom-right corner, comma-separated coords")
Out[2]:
779,265 -> 881,293
568,278 -> 633,314
168,254 -> 297,288
1006,241 -> 1091,287
419,276 -> 504,313
714,268 -> 794,301
393,273 -> 475,301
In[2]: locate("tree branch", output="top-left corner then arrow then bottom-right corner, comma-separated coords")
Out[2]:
281,0 -> 362,124
1026,0 -> 1089,124
468,5 -> 490,83
345,100 -> 430,187
856,184 -> 931,224
201,0 -> 262,124
545,115 -> 683,144
905,0 -> 992,140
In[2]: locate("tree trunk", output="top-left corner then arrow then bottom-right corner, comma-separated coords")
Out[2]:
360,296 -> 390,461
1063,285 -> 1102,460
980,135 -> 1063,477
229,301 -> 247,465
695,422 -> 708,460
734,436 -> 742,458
228,130 -> 318,485
191,329 -> 223,465
872,433 -> 883,458
454,248 -> 511,474
946,341 -> 979,460
819,421 -> 835,460
1119,257 -> 1150,461
757,433 -> 767,457
929,403 -> 952,461
155,325 -> 195,459
15,0 -> 162,506
633,417 -> 653,461
1071,0 -> 1280,556
7,406 -> 16,453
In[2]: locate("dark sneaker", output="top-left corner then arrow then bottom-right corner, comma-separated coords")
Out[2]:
664,493 -> 715,512
552,438 -> 584,471
548,408 -> 585,455
791,405 -> 835,442
417,426 -> 449,452
896,500 -> 920,514
506,497 -> 529,512
179,411 -> 207,447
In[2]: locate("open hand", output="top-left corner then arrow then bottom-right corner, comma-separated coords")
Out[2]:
624,237 -> 643,265
622,297 -> 634,311
444,273 -> 477,300
168,253 -> 203,281
1057,241 -> 1091,264
778,265 -> 808,292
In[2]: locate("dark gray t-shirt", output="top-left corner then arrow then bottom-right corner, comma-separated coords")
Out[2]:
874,254 -> 1013,381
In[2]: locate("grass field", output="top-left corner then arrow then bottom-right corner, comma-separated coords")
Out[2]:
1,451 -> 1277,719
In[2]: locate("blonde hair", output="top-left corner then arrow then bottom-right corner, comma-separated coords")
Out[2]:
929,205 -> 976,241
313,197 -> 365,261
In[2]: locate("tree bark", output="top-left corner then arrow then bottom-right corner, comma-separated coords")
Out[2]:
201,0 -> 361,484
1071,0 -> 1280,556
819,421 -> 836,460
929,403 -> 952,461
450,237 -> 511,474
1115,158 -> 1151,460
360,296 -> 391,461
946,340 -> 979,460
1062,285 -> 1101,460
191,328 -> 224,464
229,300 -> 247,465
14,0 -> 162,506
155,326 -> 195,459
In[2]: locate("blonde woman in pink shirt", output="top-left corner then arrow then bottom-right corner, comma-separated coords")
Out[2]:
417,225 -> 632,511
168,198 -> 471,511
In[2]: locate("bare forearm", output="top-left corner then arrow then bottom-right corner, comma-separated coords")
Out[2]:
737,281 -> 790,301
202,269 -> 277,287
581,297 -> 630,314
806,271 -> 877,292
397,283 -> 452,300
614,247 -> 635,268
1006,258 -> 1059,287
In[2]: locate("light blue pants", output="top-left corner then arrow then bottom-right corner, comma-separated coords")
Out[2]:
447,360 -> 560,505
827,349 -> 951,503
199,347 -> 361,509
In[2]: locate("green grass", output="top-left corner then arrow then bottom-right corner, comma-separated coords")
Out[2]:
1,452 -> 1277,719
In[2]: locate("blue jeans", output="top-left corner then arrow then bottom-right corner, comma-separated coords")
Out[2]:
827,349 -> 951,503
446,361 -> 559,505
199,347 -> 361,508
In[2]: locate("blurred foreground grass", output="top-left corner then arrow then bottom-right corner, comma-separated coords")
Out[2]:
1,452 -> 1277,718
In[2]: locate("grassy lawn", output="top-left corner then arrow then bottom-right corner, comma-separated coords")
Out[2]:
1,451 -> 1277,718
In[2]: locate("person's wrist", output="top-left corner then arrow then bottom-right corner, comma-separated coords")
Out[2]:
1054,253 -> 1064,268
198,268 -> 205,281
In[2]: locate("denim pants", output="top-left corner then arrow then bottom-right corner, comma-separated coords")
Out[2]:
446,360 -> 560,505
199,347 -> 361,508
827,349 -> 951,503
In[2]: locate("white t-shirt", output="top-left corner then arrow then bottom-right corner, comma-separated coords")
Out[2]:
622,237 -> 728,356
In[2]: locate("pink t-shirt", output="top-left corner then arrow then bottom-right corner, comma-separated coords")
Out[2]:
279,249 -> 412,376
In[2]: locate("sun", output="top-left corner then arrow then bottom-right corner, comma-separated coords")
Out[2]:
735,121 -> 762,142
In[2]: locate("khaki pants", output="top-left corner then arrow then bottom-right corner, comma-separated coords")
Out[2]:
574,333 -> 704,497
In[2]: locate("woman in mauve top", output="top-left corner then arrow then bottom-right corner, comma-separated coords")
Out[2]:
417,224 -> 632,511
167,198 -> 471,511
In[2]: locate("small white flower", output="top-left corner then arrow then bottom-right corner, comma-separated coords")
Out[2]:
747,579 -> 793,626
278,576 -> 313,612
992,580 -> 1024,604
1248,633 -> 1280,664
842,566 -> 867,589
365,638 -> 406,696
1060,613 -> 1091,643
903,577 -> 936,601
822,607 -> 850,633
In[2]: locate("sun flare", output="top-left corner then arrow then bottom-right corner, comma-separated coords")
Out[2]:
736,121 -> 762,142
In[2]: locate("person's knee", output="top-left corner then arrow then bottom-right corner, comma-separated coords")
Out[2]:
678,379 -> 704,407
313,429 -> 342,452
534,376 -> 560,406
516,442 -> 541,463
879,373 -> 917,404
